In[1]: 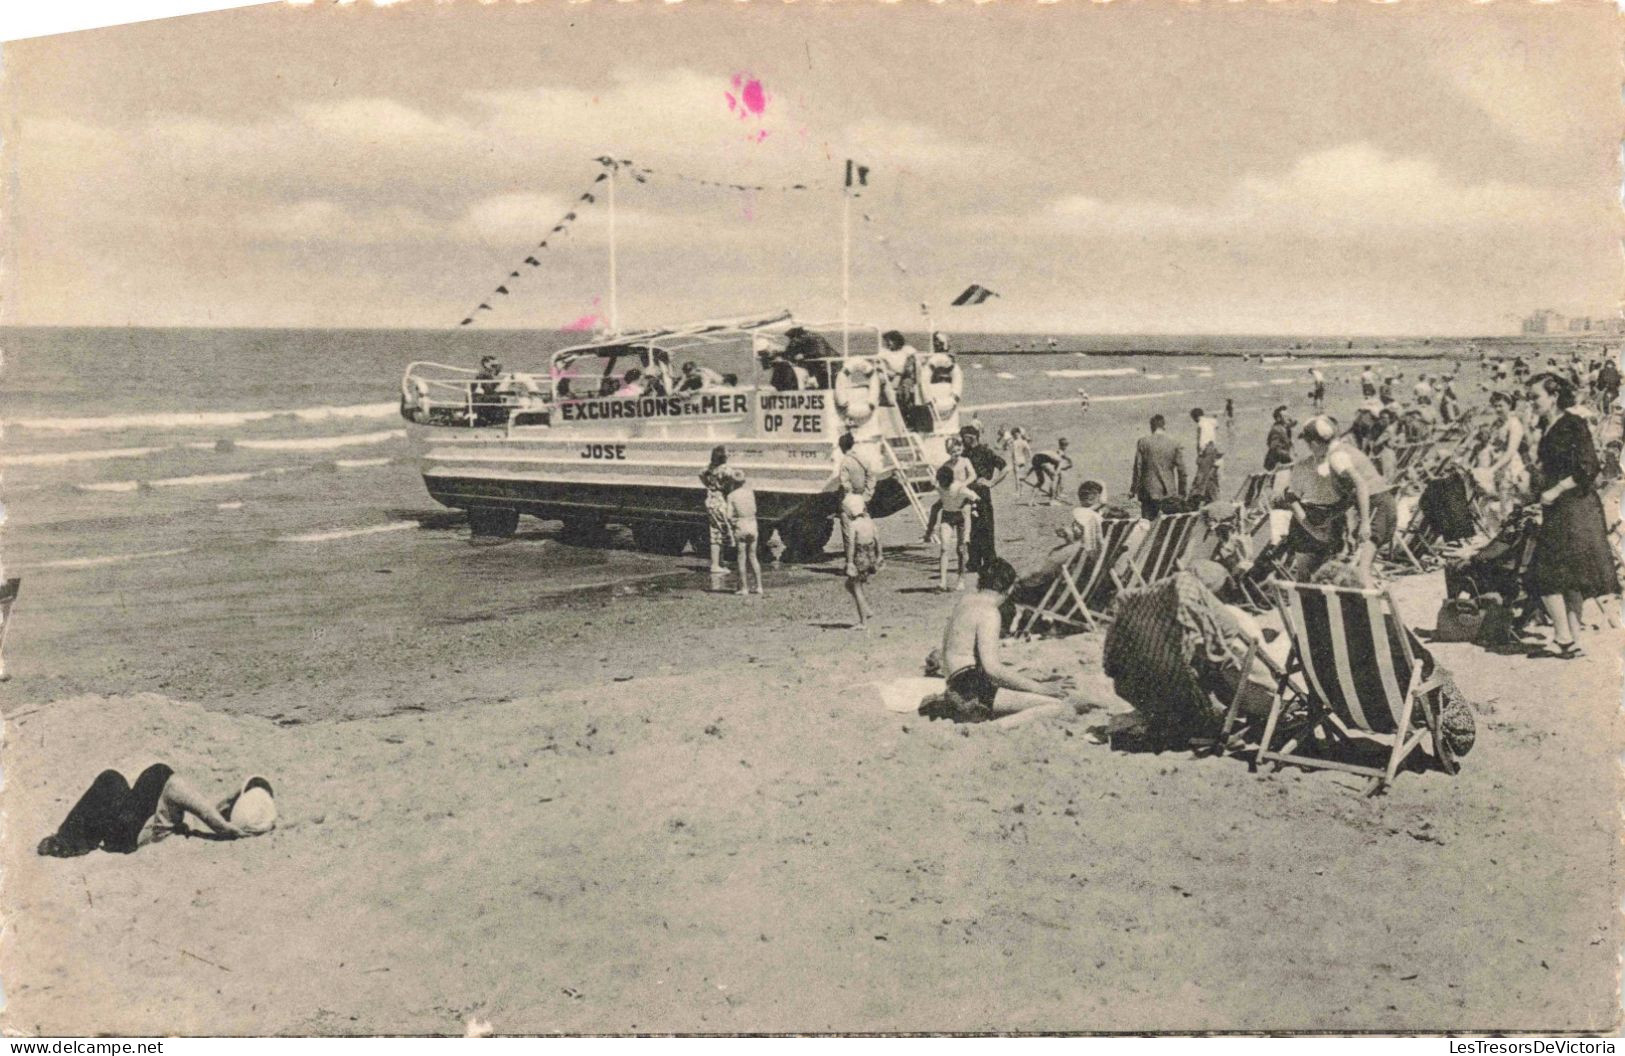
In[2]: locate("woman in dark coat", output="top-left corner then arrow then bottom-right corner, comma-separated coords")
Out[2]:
1524,374 -> 1619,659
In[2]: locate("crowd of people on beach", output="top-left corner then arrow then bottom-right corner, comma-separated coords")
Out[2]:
34,334 -> 1625,855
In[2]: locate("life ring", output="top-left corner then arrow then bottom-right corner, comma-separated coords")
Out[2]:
921,353 -> 962,419
833,359 -> 881,428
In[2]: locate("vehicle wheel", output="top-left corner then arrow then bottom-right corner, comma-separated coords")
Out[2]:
468,506 -> 519,538
558,516 -> 608,546
631,521 -> 689,555
778,513 -> 836,562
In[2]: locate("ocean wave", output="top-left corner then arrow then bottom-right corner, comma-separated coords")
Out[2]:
995,372 -> 1017,380
1043,368 -> 1140,379
966,389 -> 1190,413
10,401 -> 398,434
277,521 -> 418,544
2,446 -> 167,467
186,428 -> 405,453
25,547 -> 191,571
75,469 -> 288,493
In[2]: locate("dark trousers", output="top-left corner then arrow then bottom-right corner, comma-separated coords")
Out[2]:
45,764 -> 173,855
967,483 -> 996,572
1139,496 -> 1184,520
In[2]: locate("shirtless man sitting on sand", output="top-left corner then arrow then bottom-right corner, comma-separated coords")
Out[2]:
920,558 -> 1067,723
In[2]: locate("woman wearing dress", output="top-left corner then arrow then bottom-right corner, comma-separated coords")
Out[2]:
1524,374 -> 1619,659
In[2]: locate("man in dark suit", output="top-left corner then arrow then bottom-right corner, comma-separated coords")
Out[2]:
1129,414 -> 1187,520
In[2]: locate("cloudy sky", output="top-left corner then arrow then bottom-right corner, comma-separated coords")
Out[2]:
3,1 -> 1618,334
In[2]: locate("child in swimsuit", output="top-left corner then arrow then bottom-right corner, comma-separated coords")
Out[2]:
924,462 -> 976,592
842,493 -> 882,628
723,467 -> 764,596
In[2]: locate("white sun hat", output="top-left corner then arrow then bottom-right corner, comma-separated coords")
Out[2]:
228,776 -> 277,835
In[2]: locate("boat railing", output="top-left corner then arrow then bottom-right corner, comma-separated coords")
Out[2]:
401,361 -> 552,428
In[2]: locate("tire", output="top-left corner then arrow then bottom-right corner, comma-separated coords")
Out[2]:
631,521 -> 689,556
558,517 -> 608,546
468,506 -> 519,538
778,513 -> 836,562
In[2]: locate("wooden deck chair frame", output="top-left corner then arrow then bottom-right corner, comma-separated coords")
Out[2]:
1113,510 -> 1205,594
0,577 -> 19,672
1255,580 -> 1447,796
1009,518 -> 1139,636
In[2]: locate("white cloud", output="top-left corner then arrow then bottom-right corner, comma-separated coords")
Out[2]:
1047,143 -> 1575,239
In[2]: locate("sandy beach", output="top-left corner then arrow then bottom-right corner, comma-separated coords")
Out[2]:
4,486 -> 1621,1035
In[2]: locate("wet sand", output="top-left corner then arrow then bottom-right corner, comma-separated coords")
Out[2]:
2,484 -> 1621,1034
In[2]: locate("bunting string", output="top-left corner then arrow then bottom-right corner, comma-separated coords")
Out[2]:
456,159 -> 626,327
457,157 -> 828,327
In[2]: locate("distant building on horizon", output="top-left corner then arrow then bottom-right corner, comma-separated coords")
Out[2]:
1522,309 -> 1623,335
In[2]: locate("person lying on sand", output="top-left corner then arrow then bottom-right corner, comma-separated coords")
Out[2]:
920,559 -> 1068,723
38,766 -> 276,857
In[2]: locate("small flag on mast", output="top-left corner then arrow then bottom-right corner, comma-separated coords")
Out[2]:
950,284 -> 1000,307
844,160 -> 870,190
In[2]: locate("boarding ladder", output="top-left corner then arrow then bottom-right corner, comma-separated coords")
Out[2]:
878,429 -> 937,530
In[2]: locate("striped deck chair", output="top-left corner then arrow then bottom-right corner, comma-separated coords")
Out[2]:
1383,440 -> 1429,492
1113,510 -> 1205,593
0,577 -> 19,680
1256,581 -> 1453,795
1009,518 -> 1139,635
1232,471 -> 1278,536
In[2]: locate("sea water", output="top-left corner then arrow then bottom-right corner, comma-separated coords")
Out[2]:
0,325 -> 1501,572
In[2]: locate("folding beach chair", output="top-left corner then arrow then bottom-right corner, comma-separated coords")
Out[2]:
1385,468 -> 1482,575
1256,580 -> 1454,795
1113,510 -> 1205,594
1009,517 -> 1139,635
0,577 -> 19,680
1383,440 -> 1429,491
1231,471 -> 1278,534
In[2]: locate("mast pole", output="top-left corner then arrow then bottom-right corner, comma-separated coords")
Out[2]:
607,161 -> 619,334
841,180 -> 851,358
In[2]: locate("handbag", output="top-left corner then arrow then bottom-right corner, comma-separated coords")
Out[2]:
1434,598 -> 1485,643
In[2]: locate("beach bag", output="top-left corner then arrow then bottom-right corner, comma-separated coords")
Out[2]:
1433,598 -> 1484,643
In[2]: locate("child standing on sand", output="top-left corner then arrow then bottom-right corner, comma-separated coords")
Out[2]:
722,467 -> 764,596
842,493 -> 883,628
1007,427 -> 1033,504
924,462 -> 976,591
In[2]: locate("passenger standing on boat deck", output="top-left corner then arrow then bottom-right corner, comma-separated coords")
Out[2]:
700,446 -> 733,575
1130,414 -> 1188,520
1308,367 -> 1327,412
959,424 -> 1007,575
474,355 -> 506,425
1264,405 -> 1295,471
722,467 -> 764,596
837,432 -> 876,572
1360,364 -> 1378,399
876,330 -> 920,412
783,327 -> 836,390
1189,407 -> 1223,504
677,360 -> 726,393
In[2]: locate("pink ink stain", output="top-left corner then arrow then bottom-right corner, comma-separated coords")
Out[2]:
563,297 -> 605,332
726,73 -> 768,119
